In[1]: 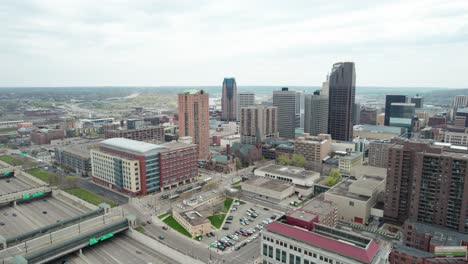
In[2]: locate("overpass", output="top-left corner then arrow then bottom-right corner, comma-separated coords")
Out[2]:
0,207 -> 135,264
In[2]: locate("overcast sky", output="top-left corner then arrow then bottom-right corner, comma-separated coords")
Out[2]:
1,0 -> 467,87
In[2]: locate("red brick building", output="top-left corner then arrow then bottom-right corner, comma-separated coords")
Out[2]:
30,128 -> 65,145
104,126 -> 165,142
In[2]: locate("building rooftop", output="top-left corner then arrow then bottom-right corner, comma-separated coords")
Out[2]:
57,144 -> 95,159
392,244 -> 434,258
182,89 -> 204,95
408,220 -> 468,246
350,165 -> 387,179
288,209 -> 318,223
243,177 -> 291,192
327,179 -> 372,202
266,221 -> 380,263
300,194 -> 336,217
181,210 -> 210,226
337,152 -> 363,161
256,164 -> 320,179
100,138 -> 167,156
161,141 -> 196,150
354,125 -> 406,135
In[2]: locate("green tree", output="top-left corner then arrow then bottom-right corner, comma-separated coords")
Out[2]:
324,169 -> 342,186
277,154 -> 291,166
291,154 -> 306,167
325,176 -> 337,186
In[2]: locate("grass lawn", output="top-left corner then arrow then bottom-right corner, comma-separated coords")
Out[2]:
163,216 -> 192,238
25,168 -> 50,183
223,197 -> 234,212
65,187 -> 118,207
158,212 -> 170,220
208,213 -> 226,229
0,127 -> 18,135
0,156 -> 15,165
135,226 -> 145,233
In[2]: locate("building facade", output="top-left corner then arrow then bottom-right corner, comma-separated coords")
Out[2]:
178,90 -> 210,160
91,138 -> 198,196
104,126 -> 165,142
221,78 -> 237,121
368,140 -> 392,168
55,145 -> 93,176
328,62 -> 356,142
262,220 -> 384,264
385,95 -> 407,126
453,95 -> 468,108
273,88 -> 300,139
411,95 -> 424,109
237,92 -> 255,121
240,105 -> 278,145
443,131 -> 468,146
294,134 -> 331,172
30,129 -> 65,145
304,94 -> 329,136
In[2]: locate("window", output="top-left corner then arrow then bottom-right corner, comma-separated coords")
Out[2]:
296,256 -> 301,264
263,244 -> 268,256
289,253 -> 295,264
349,201 -> 354,206
304,260 -> 309,264
269,245 -> 273,258
282,250 -> 287,263
276,248 -> 281,261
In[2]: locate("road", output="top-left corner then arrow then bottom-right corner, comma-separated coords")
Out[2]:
79,178 -> 129,205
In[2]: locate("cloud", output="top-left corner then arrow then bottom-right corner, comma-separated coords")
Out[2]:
0,0 -> 467,87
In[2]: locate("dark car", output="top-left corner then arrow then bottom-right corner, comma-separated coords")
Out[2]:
270,215 -> 277,220
222,226 -> 229,230
158,235 -> 165,240
263,207 -> 270,211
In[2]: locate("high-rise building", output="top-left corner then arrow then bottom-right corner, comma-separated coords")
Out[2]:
304,94 -> 328,136
410,94 -> 423,109
453,95 -> 468,108
236,92 -> 255,121
240,106 -> 278,145
328,62 -> 356,142
367,140 -> 392,168
384,140 -> 468,233
178,90 -> 210,160
384,95 -> 407,126
354,103 -> 361,125
273,87 -> 300,139
360,107 -> 381,125
221,78 -> 237,121
321,74 -> 329,96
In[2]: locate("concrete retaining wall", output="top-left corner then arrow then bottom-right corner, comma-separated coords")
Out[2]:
17,170 -> 47,187
52,189 -> 98,211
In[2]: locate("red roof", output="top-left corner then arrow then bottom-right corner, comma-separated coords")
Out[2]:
266,222 -> 380,263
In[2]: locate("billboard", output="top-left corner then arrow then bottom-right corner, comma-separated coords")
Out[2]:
434,246 -> 467,258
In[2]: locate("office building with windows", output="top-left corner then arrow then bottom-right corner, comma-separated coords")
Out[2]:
178,89 -> 210,160
221,78 -> 237,121
384,95 -> 407,126
328,62 -> 356,141
237,92 -> 255,121
273,88 -> 300,139
240,105 -> 278,145
304,94 -> 329,136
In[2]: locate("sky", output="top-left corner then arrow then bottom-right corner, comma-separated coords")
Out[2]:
1,0 -> 468,88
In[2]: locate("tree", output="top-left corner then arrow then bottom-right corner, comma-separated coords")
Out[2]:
291,154 -> 306,167
236,159 -> 242,170
325,169 -> 342,187
48,173 -> 61,186
277,154 -> 291,166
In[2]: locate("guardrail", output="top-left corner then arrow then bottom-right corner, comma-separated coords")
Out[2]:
0,186 -> 51,205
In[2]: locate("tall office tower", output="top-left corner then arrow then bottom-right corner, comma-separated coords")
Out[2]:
367,140 -> 392,168
273,87 -> 300,139
383,140 -> 443,225
354,103 -> 361,125
304,94 -> 328,136
453,95 -> 468,108
327,62 -> 356,141
321,74 -> 329,96
384,95 -> 407,126
410,94 -> 423,109
236,92 -> 255,121
221,78 -> 237,121
410,150 -> 468,233
178,90 -> 210,160
240,106 -> 278,145
299,91 -> 305,128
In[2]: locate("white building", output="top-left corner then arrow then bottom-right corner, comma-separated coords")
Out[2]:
236,92 -> 255,121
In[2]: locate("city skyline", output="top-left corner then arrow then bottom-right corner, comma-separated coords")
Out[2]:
1,1 -> 468,88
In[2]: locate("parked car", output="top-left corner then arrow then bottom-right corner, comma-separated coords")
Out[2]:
158,235 -> 165,240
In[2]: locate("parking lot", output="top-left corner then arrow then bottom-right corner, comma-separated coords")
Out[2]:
203,199 -> 281,253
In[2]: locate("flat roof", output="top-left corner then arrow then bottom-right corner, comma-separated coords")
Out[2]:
393,244 -> 433,258
243,177 -> 292,192
100,138 -> 167,155
350,175 -> 385,190
266,221 -> 379,263
161,141 -> 196,150
328,180 -> 371,202
408,220 -> 468,246
350,165 -> 387,179
181,210 -> 209,226
288,210 -> 318,223
300,194 -> 336,217
257,164 -> 319,179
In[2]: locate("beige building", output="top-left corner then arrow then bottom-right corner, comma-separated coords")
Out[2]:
91,149 -> 141,193
240,105 -> 278,145
325,175 -> 386,224
178,90 -> 210,160
172,208 -> 211,237
300,194 -> 337,227
376,113 -> 385,126
368,140 -> 393,168
241,177 -> 294,203
294,134 -> 331,171
443,131 -> 468,146
337,152 -> 363,174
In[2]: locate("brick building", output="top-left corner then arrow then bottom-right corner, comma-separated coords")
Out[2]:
104,126 -> 165,143
30,128 -> 65,145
